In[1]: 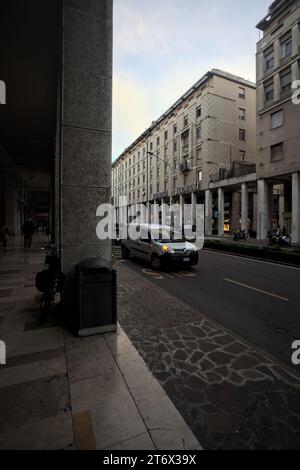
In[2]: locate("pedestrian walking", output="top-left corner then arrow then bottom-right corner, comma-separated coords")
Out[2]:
0,225 -> 9,248
22,218 -> 35,249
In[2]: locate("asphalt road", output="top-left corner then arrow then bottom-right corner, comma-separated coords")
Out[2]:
121,250 -> 300,368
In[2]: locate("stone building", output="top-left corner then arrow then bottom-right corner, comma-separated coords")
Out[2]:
256,0 -> 300,241
112,69 -> 256,236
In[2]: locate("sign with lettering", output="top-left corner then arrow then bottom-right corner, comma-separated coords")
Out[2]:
176,182 -> 200,195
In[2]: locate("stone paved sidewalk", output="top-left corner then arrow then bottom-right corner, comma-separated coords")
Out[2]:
0,240 -> 200,450
116,262 -> 300,450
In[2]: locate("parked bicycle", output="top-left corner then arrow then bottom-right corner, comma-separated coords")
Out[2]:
35,244 -> 65,322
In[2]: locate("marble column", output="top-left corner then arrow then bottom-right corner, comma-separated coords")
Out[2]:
205,189 -> 212,236
191,192 -> 197,228
257,179 -> 270,240
241,183 -> 249,234
292,172 -> 300,243
218,188 -> 224,237
56,0 -> 113,311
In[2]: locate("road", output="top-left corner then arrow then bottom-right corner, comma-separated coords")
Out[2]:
120,250 -> 300,368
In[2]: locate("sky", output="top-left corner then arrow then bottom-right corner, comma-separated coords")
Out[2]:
112,0 -> 271,161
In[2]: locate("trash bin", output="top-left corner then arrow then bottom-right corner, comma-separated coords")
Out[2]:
76,257 -> 117,336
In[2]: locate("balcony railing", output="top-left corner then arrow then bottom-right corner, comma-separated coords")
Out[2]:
210,161 -> 256,183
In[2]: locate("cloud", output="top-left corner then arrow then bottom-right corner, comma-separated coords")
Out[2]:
112,0 -> 271,160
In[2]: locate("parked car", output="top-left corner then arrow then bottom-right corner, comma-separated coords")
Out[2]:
121,224 -> 199,270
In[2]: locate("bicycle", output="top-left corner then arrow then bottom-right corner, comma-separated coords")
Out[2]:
35,244 -> 65,323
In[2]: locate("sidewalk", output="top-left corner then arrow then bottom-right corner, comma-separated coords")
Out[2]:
116,262 -> 300,450
0,239 -> 201,450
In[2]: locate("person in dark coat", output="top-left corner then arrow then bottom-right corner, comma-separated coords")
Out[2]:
22,218 -> 35,249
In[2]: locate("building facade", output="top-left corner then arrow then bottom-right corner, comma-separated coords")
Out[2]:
256,0 -> 300,241
112,69 -> 256,236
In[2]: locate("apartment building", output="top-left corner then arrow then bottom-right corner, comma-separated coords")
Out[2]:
112,69 -> 256,235
256,0 -> 300,241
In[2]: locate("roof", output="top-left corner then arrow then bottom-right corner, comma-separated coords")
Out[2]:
256,0 -> 295,31
112,69 -> 256,168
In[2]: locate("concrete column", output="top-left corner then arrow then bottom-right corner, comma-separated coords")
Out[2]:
279,184 -> 285,229
292,24 -> 300,57
258,84 -> 264,111
241,183 -> 249,234
274,73 -> 280,102
274,39 -> 280,69
257,179 -> 270,240
180,194 -> 185,227
231,191 -> 241,231
57,1 -> 113,314
218,188 -> 224,236
191,192 -> 197,228
292,172 -> 300,243
205,189 -> 212,236
153,200 -> 159,224
252,193 -> 258,233
257,53 -> 264,81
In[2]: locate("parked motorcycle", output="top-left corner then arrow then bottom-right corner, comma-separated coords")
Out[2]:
268,232 -> 291,247
233,229 -> 246,241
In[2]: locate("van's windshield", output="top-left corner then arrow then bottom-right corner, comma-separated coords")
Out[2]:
151,228 -> 183,243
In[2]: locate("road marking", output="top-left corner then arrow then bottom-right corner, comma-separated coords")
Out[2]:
203,249 -> 300,271
224,278 -> 290,302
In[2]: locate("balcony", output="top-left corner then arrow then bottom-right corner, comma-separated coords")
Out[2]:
210,161 -> 256,183
179,160 -> 190,173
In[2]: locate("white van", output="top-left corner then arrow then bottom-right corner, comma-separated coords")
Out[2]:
121,224 -> 199,270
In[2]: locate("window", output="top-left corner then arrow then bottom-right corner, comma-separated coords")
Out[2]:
271,143 -> 283,162
271,110 -> 283,129
281,35 -> 292,59
197,169 -> 202,182
196,126 -> 202,140
239,108 -> 246,120
173,141 -> 177,152
264,47 -> 274,71
196,147 -> 202,161
174,159 -> 177,171
265,80 -> 274,102
173,124 -> 177,135
164,130 -> 168,141
239,87 -> 246,99
156,183 -> 159,192
196,106 -> 202,119
280,68 -> 292,94
157,137 -> 160,147
239,150 -> 246,161
150,142 -> 153,151
184,115 -> 188,127
239,129 -> 246,141
164,180 -> 167,191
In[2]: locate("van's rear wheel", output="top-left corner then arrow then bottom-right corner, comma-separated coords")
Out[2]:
151,254 -> 162,271
121,245 -> 130,260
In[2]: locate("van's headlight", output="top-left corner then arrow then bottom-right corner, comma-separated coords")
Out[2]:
162,245 -> 175,254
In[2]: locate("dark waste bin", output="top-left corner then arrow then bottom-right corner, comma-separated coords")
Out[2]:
76,257 -> 117,336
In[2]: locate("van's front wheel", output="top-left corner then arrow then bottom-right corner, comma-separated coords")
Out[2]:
121,245 -> 130,260
151,254 -> 162,271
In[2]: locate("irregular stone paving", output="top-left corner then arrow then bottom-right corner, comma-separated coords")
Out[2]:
116,263 -> 300,450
